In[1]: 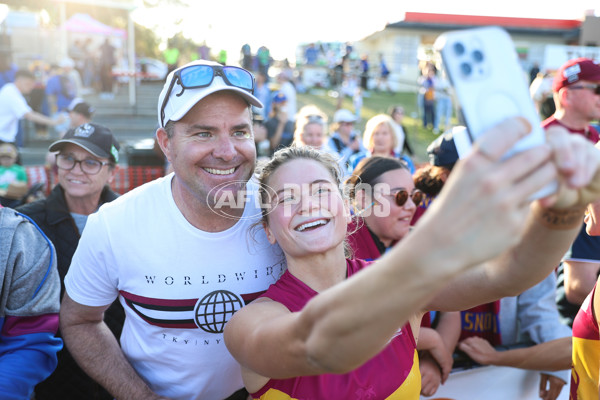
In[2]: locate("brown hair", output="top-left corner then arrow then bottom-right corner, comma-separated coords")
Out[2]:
345,156 -> 409,201
413,164 -> 450,197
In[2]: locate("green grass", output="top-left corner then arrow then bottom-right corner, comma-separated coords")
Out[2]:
297,89 -> 442,165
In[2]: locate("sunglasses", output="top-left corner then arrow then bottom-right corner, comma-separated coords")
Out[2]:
393,189 -> 424,207
306,114 -> 325,122
160,64 -> 255,127
568,84 -> 600,96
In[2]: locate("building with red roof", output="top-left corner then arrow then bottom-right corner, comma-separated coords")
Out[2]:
354,12 -> 599,92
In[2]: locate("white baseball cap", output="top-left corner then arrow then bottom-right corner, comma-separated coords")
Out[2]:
333,109 -> 358,123
157,60 -> 263,128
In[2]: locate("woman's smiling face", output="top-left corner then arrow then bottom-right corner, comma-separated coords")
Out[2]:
362,168 -> 417,246
263,158 -> 349,258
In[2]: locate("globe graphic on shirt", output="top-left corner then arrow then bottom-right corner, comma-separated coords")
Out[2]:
194,290 -> 244,333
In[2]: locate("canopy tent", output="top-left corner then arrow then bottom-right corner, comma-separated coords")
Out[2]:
55,0 -> 136,107
61,13 -> 126,37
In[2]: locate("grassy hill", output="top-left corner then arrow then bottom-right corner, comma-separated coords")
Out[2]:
296,88 -> 450,165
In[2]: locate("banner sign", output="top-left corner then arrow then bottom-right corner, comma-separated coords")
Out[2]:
422,365 -> 570,400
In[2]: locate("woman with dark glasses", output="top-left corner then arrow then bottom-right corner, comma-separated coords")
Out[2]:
346,156 -> 421,258
224,118 -> 600,400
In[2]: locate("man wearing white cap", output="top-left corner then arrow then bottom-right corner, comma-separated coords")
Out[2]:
59,60 -> 282,400
325,108 -> 364,175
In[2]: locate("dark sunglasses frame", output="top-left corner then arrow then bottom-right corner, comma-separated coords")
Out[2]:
160,65 -> 255,127
394,189 -> 424,207
55,154 -> 111,175
568,84 -> 600,96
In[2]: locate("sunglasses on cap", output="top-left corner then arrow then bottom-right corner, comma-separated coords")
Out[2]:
393,189 -> 424,207
160,64 -> 255,127
568,84 -> 600,95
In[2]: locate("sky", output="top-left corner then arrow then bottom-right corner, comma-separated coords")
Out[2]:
131,0 -> 599,62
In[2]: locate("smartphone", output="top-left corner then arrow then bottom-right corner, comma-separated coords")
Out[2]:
434,26 -> 557,198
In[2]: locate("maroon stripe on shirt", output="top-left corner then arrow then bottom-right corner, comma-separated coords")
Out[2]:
2,314 -> 59,336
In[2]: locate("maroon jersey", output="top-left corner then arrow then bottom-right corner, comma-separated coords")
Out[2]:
254,258 -> 421,399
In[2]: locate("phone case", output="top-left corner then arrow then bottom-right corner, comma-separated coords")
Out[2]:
434,26 -> 557,197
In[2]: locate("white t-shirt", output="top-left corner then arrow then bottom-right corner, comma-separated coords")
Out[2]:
0,83 -> 32,143
65,174 -> 284,400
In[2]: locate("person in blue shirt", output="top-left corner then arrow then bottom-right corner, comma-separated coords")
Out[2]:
45,63 -> 76,115
265,92 -> 295,155
304,43 -> 319,65
0,53 -> 17,89
253,72 -> 271,120
45,62 -> 77,137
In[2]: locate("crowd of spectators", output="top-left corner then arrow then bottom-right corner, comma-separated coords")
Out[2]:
1,46 -> 600,400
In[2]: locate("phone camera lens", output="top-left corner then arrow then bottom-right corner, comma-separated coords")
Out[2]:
472,50 -> 484,62
460,62 -> 472,76
453,42 -> 465,56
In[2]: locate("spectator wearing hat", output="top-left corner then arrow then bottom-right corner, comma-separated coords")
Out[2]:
57,60 -> 281,400
412,126 -> 462,226
45,99 -> 96,168
68,99 -> 94,129
292,104 -> 330,152
265,91 -> 295,155
16,123 -> 123,400
542,57 -> 600,142
325,108 -> 365,175
542,58 -> 600,330
0,70 -> 64,146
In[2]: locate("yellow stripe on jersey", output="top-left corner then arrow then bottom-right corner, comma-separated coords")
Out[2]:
571,336 -> 600,400
253,351 -> 421,400
385,350 -> 421,399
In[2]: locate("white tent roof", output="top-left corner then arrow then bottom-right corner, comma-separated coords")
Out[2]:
61,13 -> 126,37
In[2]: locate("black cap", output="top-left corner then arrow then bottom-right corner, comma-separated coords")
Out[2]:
427,129 -> 459,168
49,123 -> 120,163
70,101 -> 95,118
